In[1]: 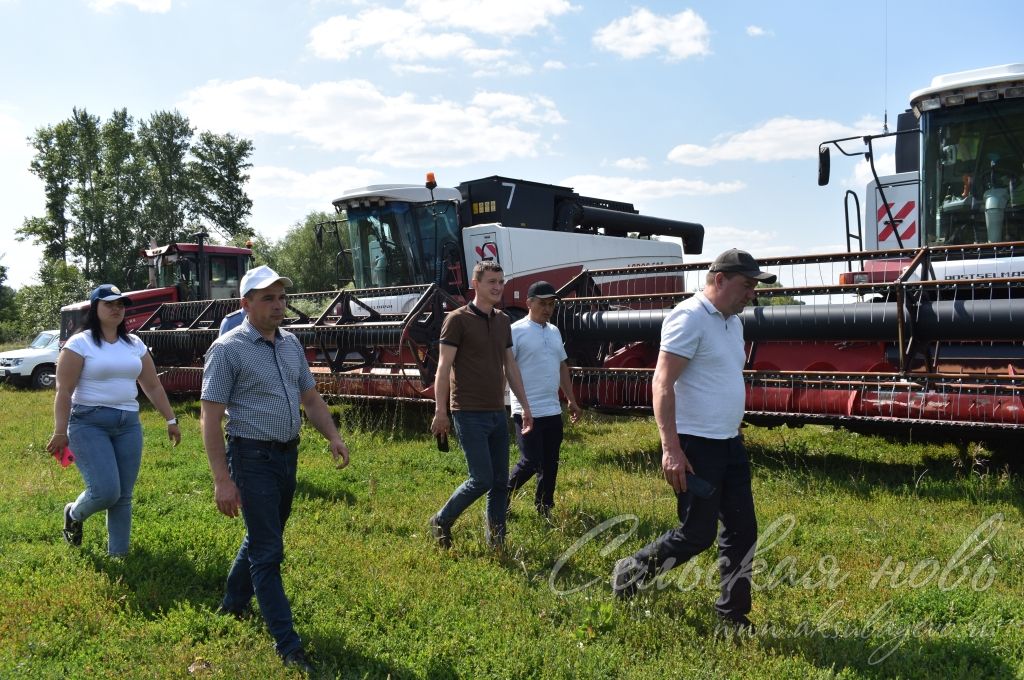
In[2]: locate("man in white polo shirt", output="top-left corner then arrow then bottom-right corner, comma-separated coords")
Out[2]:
507,281 -> 582,518
612,249 -> 776,635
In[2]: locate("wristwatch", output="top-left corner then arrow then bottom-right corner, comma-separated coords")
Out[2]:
166,417 -> 178,425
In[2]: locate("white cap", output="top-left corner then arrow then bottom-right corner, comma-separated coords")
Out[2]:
240,265 -> 293,297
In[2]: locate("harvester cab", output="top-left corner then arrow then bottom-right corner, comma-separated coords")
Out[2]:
330,175 -> 704,318
819,63 -> 1024,289
60,236 -> 252,349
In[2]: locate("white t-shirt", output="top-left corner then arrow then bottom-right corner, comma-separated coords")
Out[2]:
64,331 -> 149,412
509,317 -> 567,418
660,293 -> 746,439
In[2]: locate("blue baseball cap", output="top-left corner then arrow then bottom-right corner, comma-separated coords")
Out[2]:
89,284 -> 132,305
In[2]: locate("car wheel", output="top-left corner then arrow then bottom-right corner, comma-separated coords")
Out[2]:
31,364 -> 57,389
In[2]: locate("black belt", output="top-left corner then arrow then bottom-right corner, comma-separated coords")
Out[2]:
227,436 -> 300,451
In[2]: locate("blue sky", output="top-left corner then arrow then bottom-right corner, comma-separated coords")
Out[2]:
1,0 -> 1020,289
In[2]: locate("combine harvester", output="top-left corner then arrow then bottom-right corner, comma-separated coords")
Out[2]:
83,64 -> 1023,444
557,63 -> 1024,443
130,175 -> 705,400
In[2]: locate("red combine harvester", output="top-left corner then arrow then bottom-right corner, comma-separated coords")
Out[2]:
94,64 -> 1024,444
60,235 -> 253,391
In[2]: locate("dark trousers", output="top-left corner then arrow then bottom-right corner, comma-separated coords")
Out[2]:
508,413 -> 563,511
222,440 -> 301,657
632,434 -> 757,619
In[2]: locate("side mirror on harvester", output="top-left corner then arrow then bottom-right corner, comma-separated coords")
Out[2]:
817,146 -> 831,186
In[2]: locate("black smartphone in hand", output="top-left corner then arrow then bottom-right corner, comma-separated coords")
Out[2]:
685,473 -> 715,499
436,432 -> 449,452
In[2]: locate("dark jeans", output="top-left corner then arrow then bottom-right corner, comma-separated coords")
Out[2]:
508,413 -> 563,511
437,410 -> 510,537
631,434 -> 757,619
222,439 -> 301,657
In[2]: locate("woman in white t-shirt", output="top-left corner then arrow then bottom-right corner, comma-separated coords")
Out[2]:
45,284 -> 181,556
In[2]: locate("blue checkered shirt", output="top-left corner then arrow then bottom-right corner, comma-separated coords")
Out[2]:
201,319 -> 316,442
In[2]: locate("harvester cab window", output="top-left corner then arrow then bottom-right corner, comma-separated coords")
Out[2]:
412,203 -> 460,285
348,207 -> 414,288
209,256 -> 241,299
926,99 -> 1024,245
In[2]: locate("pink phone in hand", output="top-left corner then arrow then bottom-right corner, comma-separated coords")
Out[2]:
53,446 -> 75,468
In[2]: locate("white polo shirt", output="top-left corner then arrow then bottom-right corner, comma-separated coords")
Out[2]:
660,293 -> 746,439
509,317 -> 567,418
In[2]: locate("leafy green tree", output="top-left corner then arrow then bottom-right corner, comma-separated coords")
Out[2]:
190,132 -> 254,239
98,109 -> 149,286
757,281 -> 805,306
138,110 -> 194,248
228,232 -> 278,270
18,107 -> 255,293
273,212 -> 350,293
65,108 -> 104,282
12,259 -> 90,334
0,262 -> 18,339
20,120 -> 75,260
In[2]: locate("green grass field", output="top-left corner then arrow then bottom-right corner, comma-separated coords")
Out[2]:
1,385 -> 1021,679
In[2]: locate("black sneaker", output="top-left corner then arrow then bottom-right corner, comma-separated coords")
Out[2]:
428,514 -> 452,549
716,613 -> 756,639
611,557 -> 644,600
215,603 -> 251,621
282,648 -> 314,674
63,503 -> 83,546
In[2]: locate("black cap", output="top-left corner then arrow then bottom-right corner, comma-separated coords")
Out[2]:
708,249 -> 777,283
527,280 -> 559,299
89,284 -> 133,305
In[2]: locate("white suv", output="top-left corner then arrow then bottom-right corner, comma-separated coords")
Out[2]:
0,329 -> 61,389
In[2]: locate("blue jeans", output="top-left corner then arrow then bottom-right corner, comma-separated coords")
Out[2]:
437,410 -> 510,537
632,435 -> 757,619
68,404 -> 143,556
222,439 -> 301,657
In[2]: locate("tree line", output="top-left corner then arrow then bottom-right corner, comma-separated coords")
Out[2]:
1,107 -> 351,343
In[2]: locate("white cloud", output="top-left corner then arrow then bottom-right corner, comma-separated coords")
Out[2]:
850,151 -> 896,190
559,174 -> 745,203
470,91 -> 564,125
87,0 -> 171,12
308,10 -> 475,62
471,62 -> 533,78
405,0 -> 578,37
309,0 -> 577,71
746,25 -> 772,37
249,165 -> 385,202
543,60 -> 566,70
668,115 -> 883,166
391,64 -> 448,76
178,77 -> 564,168
604,156 -> 649,171
593,8 -> 710,61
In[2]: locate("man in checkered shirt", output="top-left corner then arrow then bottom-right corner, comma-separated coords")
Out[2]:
200,265 -> 350,674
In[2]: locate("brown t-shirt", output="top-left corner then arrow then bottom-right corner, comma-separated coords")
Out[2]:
439,303 -> 512,411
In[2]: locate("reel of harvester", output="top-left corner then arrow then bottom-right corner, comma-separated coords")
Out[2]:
137,284 -> 460,400
553,241 -> 1024,443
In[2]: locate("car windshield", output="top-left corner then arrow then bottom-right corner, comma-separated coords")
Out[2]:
29,332 -> 57,349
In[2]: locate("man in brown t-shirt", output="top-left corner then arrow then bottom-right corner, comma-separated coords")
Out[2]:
429,260 -> 532,549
